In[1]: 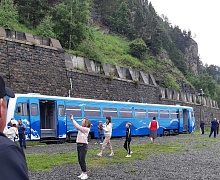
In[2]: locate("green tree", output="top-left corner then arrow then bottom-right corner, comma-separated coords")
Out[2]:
52,0 -> 91,49
0,0 -> 18,29
14,0 -> 51,28
36,16 -> 56,38
129,38 -> 148,59
109,2 -> 132,37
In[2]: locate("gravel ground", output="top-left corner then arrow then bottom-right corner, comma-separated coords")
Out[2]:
26,134 -> 220,180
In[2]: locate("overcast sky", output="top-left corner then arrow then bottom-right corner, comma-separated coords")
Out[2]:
149,0 -> 220,67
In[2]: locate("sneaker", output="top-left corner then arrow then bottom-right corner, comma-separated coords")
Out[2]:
95,142 -> 98,144
100,142 -> 103,144
130,151 -> 133,154
97,152 -> 102,157
77,173 -> 83,178
126,154 -> 131,158
109,152 -> 114,156
81,174 -> 88,180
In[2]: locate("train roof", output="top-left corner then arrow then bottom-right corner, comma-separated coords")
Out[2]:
13,93 -> 193,109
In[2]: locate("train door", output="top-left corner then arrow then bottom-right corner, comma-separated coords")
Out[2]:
39,100 -> 57,140
56,100 -> 66,139
183,109 -> 189,132
28,98 -> 40,140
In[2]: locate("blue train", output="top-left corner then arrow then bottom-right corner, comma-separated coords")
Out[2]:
6,93 -> 196,142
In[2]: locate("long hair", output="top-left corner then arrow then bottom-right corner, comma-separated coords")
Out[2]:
84,118 -> 91,128
106,116 -> 111,125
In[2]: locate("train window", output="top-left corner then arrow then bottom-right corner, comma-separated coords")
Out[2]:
84,106 -> 101,117
120,108 -> 132,118
148,110 -> 158,118
160,110 -> 169,118
31,104 -> 38,116
66,106 -> 82,117
135,109 -> 146,118
170,111 -> 178,118
16,103 -> 29,116
103,108 -> 117,118
58,105 -> 65,116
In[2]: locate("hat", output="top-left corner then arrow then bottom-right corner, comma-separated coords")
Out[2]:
11,119 -> 18,125
0,76 -> 15,98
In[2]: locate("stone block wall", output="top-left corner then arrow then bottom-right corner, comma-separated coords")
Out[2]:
0,27 -> 219,130
0,30 -> 68,96
67,69 -> 158,103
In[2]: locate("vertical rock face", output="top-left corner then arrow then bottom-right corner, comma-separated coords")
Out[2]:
184,38 -> 199,75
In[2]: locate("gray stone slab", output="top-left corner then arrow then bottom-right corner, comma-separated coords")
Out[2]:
64,53 -> 73,69
85,58 -> 94,72
165,88 -> 172,99
159,88 -> 166,98
25,33 -> 35,43
180,91 -> 187,102
103,63 -> 115,77
129,68 -> 139,81
0,27 -> 6,37
149,74 -> 157,86
50,38 -> 62,49
140,71 -> 149,84
115,66 -> 126,79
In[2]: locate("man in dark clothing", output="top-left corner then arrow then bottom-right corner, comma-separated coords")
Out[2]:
0,76 -> 29,180
209,118 -> 218,138
200,121 -> 205,134
18,119 -> 27,149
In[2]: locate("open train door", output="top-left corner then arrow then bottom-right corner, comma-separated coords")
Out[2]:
182,109 -> 189,133
56,100 -> 67,141
28,98 -> 40,140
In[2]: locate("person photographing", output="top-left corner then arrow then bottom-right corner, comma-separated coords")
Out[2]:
70,114 -> 91,180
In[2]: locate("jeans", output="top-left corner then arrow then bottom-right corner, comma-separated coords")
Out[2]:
77,143 -> 88,172
97,133 -> 104,143
19,133 -> 26,148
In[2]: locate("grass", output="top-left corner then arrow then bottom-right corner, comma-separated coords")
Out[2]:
26,142 -> 185,171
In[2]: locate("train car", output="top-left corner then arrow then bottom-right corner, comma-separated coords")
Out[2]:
6,93 -> 196,143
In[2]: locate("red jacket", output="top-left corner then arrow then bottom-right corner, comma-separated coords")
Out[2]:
149,120 -> 159,130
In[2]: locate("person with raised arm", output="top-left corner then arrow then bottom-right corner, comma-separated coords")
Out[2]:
70,114 -> 91,180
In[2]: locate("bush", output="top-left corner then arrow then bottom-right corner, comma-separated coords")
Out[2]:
129,38 -> 148,59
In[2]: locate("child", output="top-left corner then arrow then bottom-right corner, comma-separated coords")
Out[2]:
97,116 -> 114,157
70,114 -> 91,180
124,122 -> 132,157
95,121 -> 104,144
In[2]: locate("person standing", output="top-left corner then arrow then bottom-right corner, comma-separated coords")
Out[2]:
4,120 -> 18,142
209,118 -> 218,138
124,122 -> 132,158
70,115 -> 91,180
149,117 -> 159,143
18,119 -> 26,149
95,121 -> 104,144
200,121 -> 205,135
0,76 -> 29,179
97,116 -> 114,157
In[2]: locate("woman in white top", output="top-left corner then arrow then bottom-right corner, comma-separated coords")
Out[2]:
4,122 -> 18,142
70,114 -> 91,180
97,116 -> 114,157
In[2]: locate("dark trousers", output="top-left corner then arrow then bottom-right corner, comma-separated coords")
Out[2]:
77,143 -> 88,172
19,133 -> 26,148
209,127 -> 216,138
200,127 -> 204,134
124,140 -> 131,154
